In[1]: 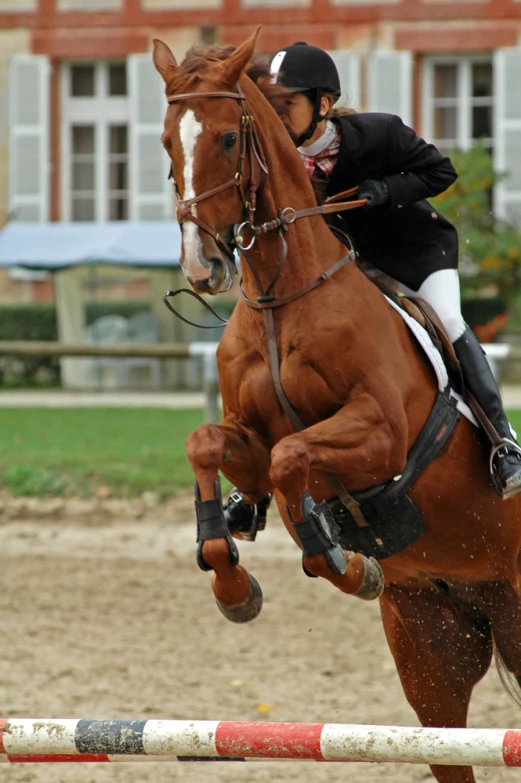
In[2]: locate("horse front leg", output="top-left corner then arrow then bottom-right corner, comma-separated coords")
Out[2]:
186,421 -> 272,623
269,393 -> 403,599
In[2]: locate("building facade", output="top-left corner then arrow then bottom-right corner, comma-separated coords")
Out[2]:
1,0 -> 521,231
0,0 -> 520,387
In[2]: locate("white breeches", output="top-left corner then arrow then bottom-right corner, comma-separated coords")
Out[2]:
390,269 -> 467,344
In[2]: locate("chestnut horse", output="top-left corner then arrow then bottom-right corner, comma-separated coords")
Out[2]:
153,31 -> 521,783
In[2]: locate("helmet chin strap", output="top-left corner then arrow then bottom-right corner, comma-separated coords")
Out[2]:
295,91 -> 324,148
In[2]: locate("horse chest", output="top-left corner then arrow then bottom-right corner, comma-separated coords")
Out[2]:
238,349 -> 341,436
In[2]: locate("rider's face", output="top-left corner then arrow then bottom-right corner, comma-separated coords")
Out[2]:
279,92 -> 331,147
281,93 -> 314,144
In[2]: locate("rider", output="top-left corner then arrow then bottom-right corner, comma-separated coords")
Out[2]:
224,41 -> 521,533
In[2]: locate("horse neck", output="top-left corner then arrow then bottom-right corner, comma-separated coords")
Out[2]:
239,80 -> 349,300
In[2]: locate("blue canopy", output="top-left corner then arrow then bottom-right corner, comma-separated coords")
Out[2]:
0,221 -> 182,270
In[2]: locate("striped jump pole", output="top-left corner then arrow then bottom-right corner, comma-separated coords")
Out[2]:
2,719 -> 521,766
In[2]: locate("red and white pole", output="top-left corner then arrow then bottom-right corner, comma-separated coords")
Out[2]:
1,719 -> 521,766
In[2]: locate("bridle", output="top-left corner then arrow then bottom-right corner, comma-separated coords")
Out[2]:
166,86 -> 268,256
163,82 -> 367,322
165,84 -> 367,258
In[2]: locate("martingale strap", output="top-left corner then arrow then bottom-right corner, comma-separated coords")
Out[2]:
261,304 -> 369,529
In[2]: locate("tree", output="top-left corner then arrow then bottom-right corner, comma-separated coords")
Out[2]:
431,146 -> 521,338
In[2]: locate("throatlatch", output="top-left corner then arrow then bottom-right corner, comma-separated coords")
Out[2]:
194,478 -> 240,572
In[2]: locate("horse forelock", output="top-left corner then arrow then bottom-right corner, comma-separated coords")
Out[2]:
164,44 -> 292,107
165,44 -> 238,95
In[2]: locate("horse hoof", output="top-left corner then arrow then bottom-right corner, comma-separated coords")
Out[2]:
355,556 -> 385,600
215,574 -> 263,623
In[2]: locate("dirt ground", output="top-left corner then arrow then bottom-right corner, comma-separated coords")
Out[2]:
0,495 -> 520,783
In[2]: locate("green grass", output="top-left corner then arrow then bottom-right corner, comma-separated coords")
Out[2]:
1,406 -> 520,499
509,410 -> 521,437
0,408 -> 207,499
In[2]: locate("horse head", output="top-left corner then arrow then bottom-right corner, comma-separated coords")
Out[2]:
153,30 -> 264,295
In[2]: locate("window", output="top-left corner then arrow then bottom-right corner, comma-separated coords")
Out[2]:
199,26 -> 217,45
423,56 -> 494,154
108,124 -> 128,220
71,125 -> 96,220
108,64 -> 127,96
70,64 -> 95,97
62,61 -> 129,221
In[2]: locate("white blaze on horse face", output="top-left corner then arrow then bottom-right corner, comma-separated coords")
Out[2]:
179,109 -> 207,279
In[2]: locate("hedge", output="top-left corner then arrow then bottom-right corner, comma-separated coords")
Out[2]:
0,300 -> 150,386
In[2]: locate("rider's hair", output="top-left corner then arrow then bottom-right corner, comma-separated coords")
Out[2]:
329,103 -> 358,117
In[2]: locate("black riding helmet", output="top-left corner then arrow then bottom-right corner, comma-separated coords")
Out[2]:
269,42 -> 341,145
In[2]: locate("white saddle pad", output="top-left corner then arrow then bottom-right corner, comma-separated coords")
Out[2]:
385,296 -> 478,427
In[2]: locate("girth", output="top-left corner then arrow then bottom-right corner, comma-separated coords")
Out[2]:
329,388 -> 460,560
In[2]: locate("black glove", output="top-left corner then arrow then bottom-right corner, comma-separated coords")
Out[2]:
357,179 -> 389,209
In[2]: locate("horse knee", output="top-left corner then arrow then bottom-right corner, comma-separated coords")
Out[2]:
270,437 -> 310,495
186,424 -> 226,472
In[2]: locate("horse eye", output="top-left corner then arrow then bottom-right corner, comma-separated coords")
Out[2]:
222,133 -> 237,151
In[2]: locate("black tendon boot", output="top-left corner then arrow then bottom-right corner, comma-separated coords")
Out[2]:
453,326 -> 521,499
223,489 -> 273,540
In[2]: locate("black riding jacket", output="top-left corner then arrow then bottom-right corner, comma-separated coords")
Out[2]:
326,113 -> 459,291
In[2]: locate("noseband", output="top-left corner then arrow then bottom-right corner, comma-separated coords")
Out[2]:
167,87 -> 268,254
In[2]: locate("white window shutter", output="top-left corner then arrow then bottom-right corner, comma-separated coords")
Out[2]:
9,55 -> 50,222
494,48 -> 521,227
367,51 -> 412,126
328,51 -> 361,111
128,54 -> 173,221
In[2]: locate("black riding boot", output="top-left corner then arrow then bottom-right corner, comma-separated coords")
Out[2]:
223,489 -> 273,540
453,326 -> 521,499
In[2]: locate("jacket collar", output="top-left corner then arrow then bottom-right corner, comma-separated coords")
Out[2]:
326,116 -> 362,197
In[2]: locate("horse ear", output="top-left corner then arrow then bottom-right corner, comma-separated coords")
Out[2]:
153,39 -> 178,84
220,26 -> 261,85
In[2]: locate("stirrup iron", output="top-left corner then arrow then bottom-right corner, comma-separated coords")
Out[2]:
489,439 -> 521,499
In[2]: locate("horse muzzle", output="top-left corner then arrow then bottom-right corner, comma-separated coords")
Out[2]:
185,254 -> 235,295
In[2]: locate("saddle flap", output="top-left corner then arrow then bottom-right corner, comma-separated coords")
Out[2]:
407,296 -> 464,394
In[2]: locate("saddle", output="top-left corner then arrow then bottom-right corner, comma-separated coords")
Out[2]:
371,279 -> 463,393
329,277 -> 514,561
378,281 -> 500,448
